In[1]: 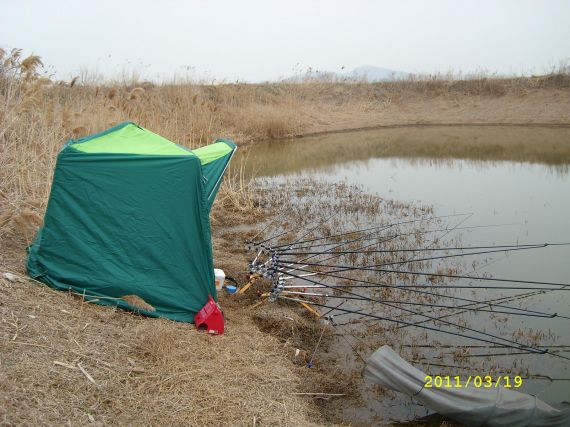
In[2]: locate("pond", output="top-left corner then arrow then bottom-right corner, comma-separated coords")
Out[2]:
235,125 -> 570,425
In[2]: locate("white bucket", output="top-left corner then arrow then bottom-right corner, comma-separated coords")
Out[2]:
214,268 -> 225,292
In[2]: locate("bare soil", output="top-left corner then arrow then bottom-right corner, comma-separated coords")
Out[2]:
281,89 -> 570,140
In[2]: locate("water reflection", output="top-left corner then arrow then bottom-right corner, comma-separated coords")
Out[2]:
236,126 -> 570,178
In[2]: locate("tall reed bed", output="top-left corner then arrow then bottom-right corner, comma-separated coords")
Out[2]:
0,49 -> 301,242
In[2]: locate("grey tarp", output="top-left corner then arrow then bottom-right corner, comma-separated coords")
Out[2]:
364,346 -> 570,427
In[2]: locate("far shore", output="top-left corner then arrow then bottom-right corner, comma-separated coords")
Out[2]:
273,121 -> 570,143
263,88 -> 570,144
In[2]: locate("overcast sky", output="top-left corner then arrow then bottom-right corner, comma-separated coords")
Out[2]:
2,0 -> 569,82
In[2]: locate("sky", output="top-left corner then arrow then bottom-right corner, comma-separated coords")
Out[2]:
2,0 -> 569,82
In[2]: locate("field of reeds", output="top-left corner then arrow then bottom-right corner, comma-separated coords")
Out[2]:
1,47 -> 570,425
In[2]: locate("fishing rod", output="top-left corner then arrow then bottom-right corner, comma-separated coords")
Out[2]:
401,344 -> 570,349
277,244 -> 551,276
442,350 -> 569,358
376,212 -> 474,283
253,209 -> 339,246
306,297 -> 570,366
276,211 -> 473,277
279,270 -> 561,353
275,265 -> 566,319
379,234 -> 570,328
396,290 -> 554,329
276,260 -> 570,290
267,212 -> 473,250
280,229 -> 417,301
276,242 -> 565,256
277,208 -> 461,275
278,296 -> 550,356
280,224 -> 393,271
281,211 -> 473,284
281,222 -> 516,252
280,290 -> 557,318
276,263 -> 570,291
397,280 -> 570,329
281,224 -> 410,273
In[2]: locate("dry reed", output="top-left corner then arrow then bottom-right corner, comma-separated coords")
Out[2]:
0,273 -> 321,426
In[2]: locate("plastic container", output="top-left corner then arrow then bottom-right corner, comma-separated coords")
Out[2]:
194,295 -> 224,335
214,268 -> 225,292
224,284 -> 237,294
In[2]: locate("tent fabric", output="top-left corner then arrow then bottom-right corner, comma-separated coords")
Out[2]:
196,139 -> 236,203
27,122 -> 236,322
364,345 -> 570,427
71,122 -> 193,156
192,140 -> 234,165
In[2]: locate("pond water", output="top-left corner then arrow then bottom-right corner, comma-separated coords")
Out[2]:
235,126 -> 570,425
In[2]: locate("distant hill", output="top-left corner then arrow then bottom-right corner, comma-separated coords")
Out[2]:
349,65 -> 407,81
282,65 -> 407,83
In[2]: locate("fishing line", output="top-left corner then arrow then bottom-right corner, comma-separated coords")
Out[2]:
306,320 -> 328,368
336,332 -> 368,364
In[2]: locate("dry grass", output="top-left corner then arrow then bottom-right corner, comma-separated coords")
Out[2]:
0,273 -> 320,426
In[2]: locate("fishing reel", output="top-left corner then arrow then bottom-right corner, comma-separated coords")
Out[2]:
269,273 -> 285,302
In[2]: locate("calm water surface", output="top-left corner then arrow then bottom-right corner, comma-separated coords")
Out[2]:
235,126 -> 570,425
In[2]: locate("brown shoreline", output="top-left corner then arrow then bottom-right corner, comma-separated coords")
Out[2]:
250,121 -> 570,145
234,87 -> 570,145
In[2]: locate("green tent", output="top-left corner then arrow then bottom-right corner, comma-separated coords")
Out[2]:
27,122 -> 236,322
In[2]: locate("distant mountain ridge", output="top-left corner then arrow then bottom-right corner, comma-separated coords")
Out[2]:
349,65 -> 407,81
282,65 -> 408,82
